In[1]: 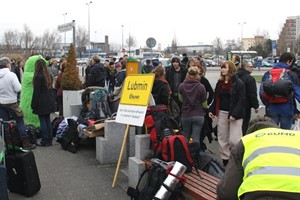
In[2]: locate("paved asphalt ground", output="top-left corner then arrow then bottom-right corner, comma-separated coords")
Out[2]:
7,67 -> 269,200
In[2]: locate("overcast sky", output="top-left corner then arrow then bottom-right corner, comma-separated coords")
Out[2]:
0,0 -> 299,49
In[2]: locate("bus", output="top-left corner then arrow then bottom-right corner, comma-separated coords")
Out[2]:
226,50 -> 257,63
142,52 -> 165,59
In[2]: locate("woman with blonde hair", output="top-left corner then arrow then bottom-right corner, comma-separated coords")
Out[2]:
179,66 -> 207,144
208,61 -> 245,166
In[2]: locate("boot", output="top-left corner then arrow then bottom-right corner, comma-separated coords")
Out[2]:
21,137 -> 36,150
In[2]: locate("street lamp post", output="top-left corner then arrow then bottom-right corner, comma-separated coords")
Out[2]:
238,22 -> 246,51
86,1 -> 92,58
121,25 -> 124,54
63,12 -> 67,55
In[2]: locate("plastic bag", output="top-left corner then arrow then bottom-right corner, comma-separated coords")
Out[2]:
292,118 -> 300,131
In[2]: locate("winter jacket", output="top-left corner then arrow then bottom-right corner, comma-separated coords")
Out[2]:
165,65 -> 187,95
259,62 -> 300,117
200,76 -> 214,105
209,74 -> 245,119
112,69 -> 126,100
179,79 -> 207,118
236,68 -> 259,110
31,73 -> 56,115
0,67 -> 21,104
151,79 -> 169,106
87,62 -> 107,87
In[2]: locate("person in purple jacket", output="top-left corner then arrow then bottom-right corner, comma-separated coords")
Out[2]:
179,66 -> 207,144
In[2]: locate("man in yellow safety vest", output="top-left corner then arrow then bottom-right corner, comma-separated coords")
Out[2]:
217,118 -> 300,200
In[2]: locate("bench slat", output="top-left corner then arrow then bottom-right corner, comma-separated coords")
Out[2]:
184,168 -> 219,200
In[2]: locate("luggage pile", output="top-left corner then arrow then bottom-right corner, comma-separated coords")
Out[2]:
1,119 -> 41,198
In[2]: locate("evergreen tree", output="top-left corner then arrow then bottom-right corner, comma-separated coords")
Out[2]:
61,43 -> 83,90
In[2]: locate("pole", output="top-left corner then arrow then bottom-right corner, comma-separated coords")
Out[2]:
63,13 -> 67,55
238,22 -> 246,51
121,25 -> 124,55
112,124 -> 130,188
86,1 -> 92,58
72,20 -> 76,47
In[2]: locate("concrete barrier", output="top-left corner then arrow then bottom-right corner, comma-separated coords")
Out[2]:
96,120 -> 135,164
128,134 -> 153,188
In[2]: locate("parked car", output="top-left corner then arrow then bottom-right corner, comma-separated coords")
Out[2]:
296,60 -> 300,67
261,60 -> 273,67
140,58 -> 171,68
76,58 -> 89,66
203,59 -> 217,67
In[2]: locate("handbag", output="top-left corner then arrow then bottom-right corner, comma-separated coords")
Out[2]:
167,97 -> 180,121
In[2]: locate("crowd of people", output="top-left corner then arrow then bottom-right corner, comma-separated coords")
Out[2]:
0,51 -> 299,199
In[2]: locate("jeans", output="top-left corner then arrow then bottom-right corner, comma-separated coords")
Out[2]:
181,115 -> 205,144
38,114 -> 53,145
268,111 -> 293,130
0,107 -> 27,138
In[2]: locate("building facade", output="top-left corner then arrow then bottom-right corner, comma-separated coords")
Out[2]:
277,16 -> 300,54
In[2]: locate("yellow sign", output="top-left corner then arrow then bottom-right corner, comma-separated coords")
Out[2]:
120,74 -> 154,106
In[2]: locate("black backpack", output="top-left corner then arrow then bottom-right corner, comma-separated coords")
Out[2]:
59,119 -> 80,153
262,68 -> 294,104
51,116 -> 65,137
127,159 -> 185,200
144,105 -> 179,154
198,151 -> 225,179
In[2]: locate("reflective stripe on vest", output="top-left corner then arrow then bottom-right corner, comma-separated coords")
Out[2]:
247,166 -> 300,177
238,128 -> 300,199
243,146 -> 300,169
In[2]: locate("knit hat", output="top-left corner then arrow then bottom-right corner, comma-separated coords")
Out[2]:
245,116 -> 278,135
0,57 -> 12,66
171,56 -> 181,63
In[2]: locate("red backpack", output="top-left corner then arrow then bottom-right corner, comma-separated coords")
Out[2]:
144,105 -> 179,153
262,68 -> 294,103
161,135 -> 194,172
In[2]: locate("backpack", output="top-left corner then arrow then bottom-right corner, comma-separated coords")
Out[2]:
25,124 -> 38,145
51,116 -> 65,137
197,151 -> 225,179
59,119 -> 80,153
88,88 -> 111,120
262,68 -> 294,103
144,105 -> 179,154
127,159 -> 185,200
167,97 -> 180,125
161,135 -> 194,173
80,87 -> 112,120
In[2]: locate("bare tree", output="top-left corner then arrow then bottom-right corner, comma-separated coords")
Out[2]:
171,36 -> 178,54
224,39 -> 239,52
75,26 -> 89,58
22,24 -> 35,51
125,34 -> 137,54
110,42 -> 121,52
2,30 -> 21,50
212,37 -> 223,64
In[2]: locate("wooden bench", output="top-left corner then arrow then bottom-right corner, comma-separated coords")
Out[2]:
184,168 -> 220,200
144,160 -> 219,200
